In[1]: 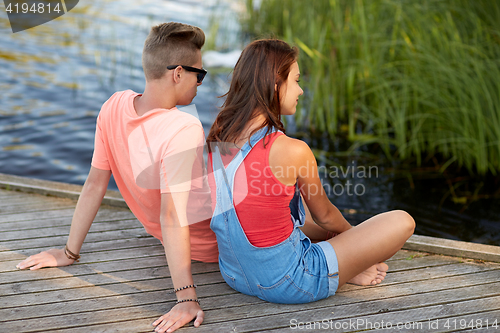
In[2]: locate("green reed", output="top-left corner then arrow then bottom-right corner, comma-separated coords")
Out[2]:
244,0 -> 500,175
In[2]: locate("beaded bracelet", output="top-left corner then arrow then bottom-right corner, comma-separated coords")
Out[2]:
176,298 -> 200,304
64,245 -> 80,262
173,284 -> 197,293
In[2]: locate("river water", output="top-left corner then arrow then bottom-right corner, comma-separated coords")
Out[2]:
1,0 -> 499,246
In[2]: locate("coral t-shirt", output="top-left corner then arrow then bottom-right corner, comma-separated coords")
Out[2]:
91,90 -> 218,262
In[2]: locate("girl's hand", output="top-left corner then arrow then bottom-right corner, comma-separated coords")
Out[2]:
152,301 -> 204,333
16,248 -> 75,270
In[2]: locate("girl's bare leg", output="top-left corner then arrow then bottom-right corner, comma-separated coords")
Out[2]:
328,210 -> 415,287
299,196 -> 413,286
300,196 -> 392,284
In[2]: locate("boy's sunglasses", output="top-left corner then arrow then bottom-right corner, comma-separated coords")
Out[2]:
167,65 -> 207,84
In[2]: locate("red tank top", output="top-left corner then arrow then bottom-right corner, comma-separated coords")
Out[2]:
208,132 -> 295,247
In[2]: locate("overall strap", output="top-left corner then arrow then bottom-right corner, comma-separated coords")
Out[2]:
212,127 -> 278,202
212,145 -> 234,202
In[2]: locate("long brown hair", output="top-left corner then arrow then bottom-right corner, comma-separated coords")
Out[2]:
207,39 -> 298,152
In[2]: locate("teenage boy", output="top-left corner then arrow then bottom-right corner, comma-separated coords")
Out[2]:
16,22 -> 218,333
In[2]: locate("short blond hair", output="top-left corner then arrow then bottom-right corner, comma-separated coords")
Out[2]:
142,22 -> 205,81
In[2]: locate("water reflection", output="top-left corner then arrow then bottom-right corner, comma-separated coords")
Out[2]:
0,0 -> 238,185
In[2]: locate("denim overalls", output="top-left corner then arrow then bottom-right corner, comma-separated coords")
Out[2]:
210,128 -> 339,304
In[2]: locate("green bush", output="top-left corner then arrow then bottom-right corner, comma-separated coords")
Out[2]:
244,0 -> 500,175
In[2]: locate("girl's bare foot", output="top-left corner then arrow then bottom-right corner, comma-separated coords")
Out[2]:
347,262 -> 389,286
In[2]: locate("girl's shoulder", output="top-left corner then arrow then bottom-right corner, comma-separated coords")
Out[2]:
272,134 -> 311,156
270,134 -> 314,168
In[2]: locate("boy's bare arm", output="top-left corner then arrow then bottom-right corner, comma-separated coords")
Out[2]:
17,167 -> 111,270
152,192 -> 203,333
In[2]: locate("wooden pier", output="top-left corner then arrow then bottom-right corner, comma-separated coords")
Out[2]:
1,173 -> 499,332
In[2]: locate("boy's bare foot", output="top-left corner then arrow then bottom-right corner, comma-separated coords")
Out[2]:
347,262 -> 389,286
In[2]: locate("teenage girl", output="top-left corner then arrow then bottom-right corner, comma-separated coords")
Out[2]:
206,39 -> 415,303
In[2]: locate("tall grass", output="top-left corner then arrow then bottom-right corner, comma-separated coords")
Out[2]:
244,0 -> 500,175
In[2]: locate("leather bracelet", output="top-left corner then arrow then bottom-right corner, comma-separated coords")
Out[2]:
176,298 -> 200,304
173,284 -> 197,293
64,245 -> 80,262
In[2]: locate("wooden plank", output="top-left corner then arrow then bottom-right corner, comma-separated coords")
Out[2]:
337,260 -> 500,294
0,254 -> 498,307
1,245 -> 168,279
0,208 -> 80,223
0,237 -> 160,261
0,281 -> 259,322
0,205 -> 129,224
161,295 -> 500,333
378,261 -> 500,285
266,310 -> 500,333
185,281 -> 500,331
0,192 -> 75,205
2,251 -> 497,298
361,310 -> 500,332
0,261 -> 221,296
337,257 -> 462,294
1,178 -> 500,333
0,249 -> 460,285
0,218 -> 141,241
2,307 -> 163,333
450,310 -> 500,332
316,297 -> 500,333
336,267 -> 500,298
0,191 -> 34,200
0,172 -> 127,208
0,189 -> 26,196
4,268 -> 500,331
16,287 -> 500,333
0,226 -> 148,252
0,260 -> 220,300
0,275 -> 231,309
384,250 -> 429,261
0,268 -> 223,298
0,196 -> 61,206
0,190 -> 74,202
381,255 -> 460,271
404,234 -> 500,263
1,249 -> 168,273
24,318 -> 157,333
0,209 -> 134,232
1,277 -> 257,332
176,280 -> 500,328
0,201 -> 75,215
